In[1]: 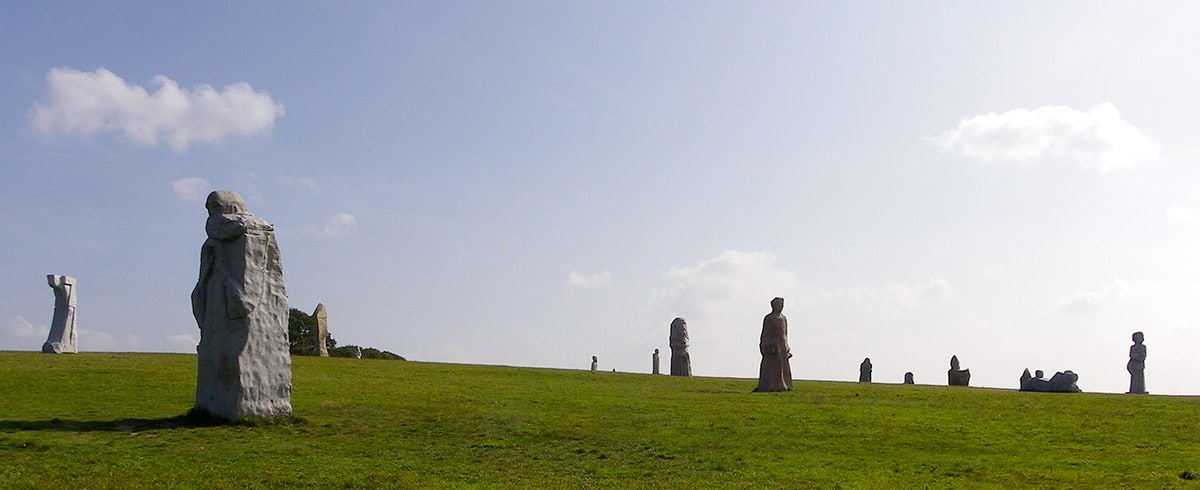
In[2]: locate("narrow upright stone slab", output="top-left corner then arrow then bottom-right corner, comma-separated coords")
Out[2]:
947,355 -> 971,387
669,317 -> 692,376
42,275 -> 78,354
190,190 -> 292,421
652,348 -> 660,375
859,358 -> 872,383
312,303 -> 329,357
591,356 -> 598,371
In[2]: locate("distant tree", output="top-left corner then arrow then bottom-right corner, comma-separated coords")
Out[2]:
287,307 -> 336,355
329,344 -> 405,361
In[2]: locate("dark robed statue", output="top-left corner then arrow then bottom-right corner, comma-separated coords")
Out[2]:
754,297 -> 793,392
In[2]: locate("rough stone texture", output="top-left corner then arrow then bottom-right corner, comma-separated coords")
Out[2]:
903,372 -> 914,384
947,355 -> 971,386
591,356 -> 598,371
1020,368 -> 1032,388
312,303 -> 329,357
191,190 -> 292,421
754,297 -> 793,392
859,358 -> 872,383
652,348 -> 660,375
669,317 -> 692,377
1020,369 -> 1082,393
42,275 -> 78,354
1127,331 -> 1147,394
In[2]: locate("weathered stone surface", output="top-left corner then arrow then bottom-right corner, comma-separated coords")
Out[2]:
191,190 -> 291,421
754,297 -> 793,392
312,303 -> 329,357
859,358 -> 872,383
1020,369 -> 1082,393
652,348 -> 660,375
1127,331 -> 1147,394
42,275 -> 78,354
591,355 -> 598,371
669,317 -> 692,377
1020,368 -> 1032,388
903,372 -> 914,384
947,355 -> 971,386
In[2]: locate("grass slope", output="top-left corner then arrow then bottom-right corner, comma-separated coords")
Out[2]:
1,352 -> 1198,488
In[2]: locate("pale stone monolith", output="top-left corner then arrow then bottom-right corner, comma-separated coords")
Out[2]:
191,190 -> 292,421
42,275 -> 78,354
652,348 -> 660,375
1020,369 -> 1081,393
669,317 -> 692,377
1127,331 -> 1147,394
312,303 -> 329,357
591,355 -> 598,371
859,357 -> 872,383
903,372 -> 915,384
754,297 -> 793,392
947,355 -> 971,386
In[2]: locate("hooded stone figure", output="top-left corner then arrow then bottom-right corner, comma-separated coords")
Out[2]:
191,190 -> 292,420
754,297 -> 793,392
669,317 -> 692,376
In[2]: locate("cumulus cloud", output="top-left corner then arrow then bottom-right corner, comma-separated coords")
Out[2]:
567,271 -> 612,289
1060,279 -> 1131,315
653,251 -> 802,324
933,103 -> 1159,174
30,67 -> 284,151
171,177 -> 210,202
317,213 -> 356,238
0,315 -> 48,350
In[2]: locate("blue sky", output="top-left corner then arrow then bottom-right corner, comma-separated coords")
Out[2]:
3,2 -> 1200,394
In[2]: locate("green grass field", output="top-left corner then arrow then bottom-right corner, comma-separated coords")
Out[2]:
1,352 -> 1198,488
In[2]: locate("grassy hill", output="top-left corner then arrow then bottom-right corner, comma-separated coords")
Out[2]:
1,352 -> 1198,488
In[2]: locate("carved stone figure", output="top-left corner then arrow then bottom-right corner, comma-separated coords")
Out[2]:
1127,331 -> 1147,394
591,355 -> 598,371
190,190 -> 291,420
42,275 -> 78,354
312,303 -> 329,357
1020,368 -> 1032,389
354,346 -> 362,359
652,348 -> 660,375
859,358 -> 872,383
669,317 -> 692,377
947,355 -> 971,386
1020,369 -> 1082,393
903,372 -> 914,384
754,297 -> 793,392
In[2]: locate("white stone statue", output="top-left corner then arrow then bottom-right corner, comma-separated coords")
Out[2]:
190,190 -> 292,420
652,348 -> 660,375
42,274 -> 78,354
591,355 -> 598,371
313,303 -> 329,357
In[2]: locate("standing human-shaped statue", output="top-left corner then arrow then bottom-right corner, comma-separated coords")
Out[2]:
591,355 -> 598,371
859,357 -> 872,383
312,303 -> 329,357
191,190 -> 292,421
754,297 -> 793,392
903,372 -> 915,384
42,274 -> 78,354
1127,331 -> 1147,394
669,317 -> 692,376
652,348 -> 660,375
947,355 -> 971,386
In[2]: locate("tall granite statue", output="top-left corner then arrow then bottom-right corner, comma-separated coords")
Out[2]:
591,355 -> 598,371
1127,331 -> 1147,394
312,303 -> 329,357
754,297 -> 793,392
669,317 -> 692,376
903,372 -> 915,384
42,274 -> 78,354
190,190 -> 292,420
1020,369 -> 1081,393
859,357 -> 872,383
947,355 -> 970,386
652,348 -> 660,375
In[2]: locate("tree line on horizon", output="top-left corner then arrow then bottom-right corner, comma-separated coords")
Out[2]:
287,307 -> 405,361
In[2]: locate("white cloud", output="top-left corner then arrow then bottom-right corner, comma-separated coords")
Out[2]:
1167,204 -> 1196,224
0,315 -> 48,350
280,176 -> 320,194
30,67 -> 284,151
933,103 -> 1159,174
171,177 -> 210,202
1059,279 -> 1131,315
317,213 -> 356,238
164,334 -> 198,353
567,270 -> 612,289
79,328 -> 146,352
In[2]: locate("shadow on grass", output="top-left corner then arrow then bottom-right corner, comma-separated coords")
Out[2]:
0,410 -> 309,433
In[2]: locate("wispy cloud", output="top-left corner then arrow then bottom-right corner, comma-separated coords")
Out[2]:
317,213 -> 356,238
30,67 -> 284,151
171,177 -> 210,202
932,103 -> 1159,174
567,270 -> 611,289
280,176 -> 320,194
1059,279 -> 1131,315
0,315 -> 48,350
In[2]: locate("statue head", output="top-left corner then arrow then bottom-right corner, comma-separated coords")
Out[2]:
770,297 -> 784,312
1035,369 -> 1044,378
654,348 -> 659,354
1132,331 -> 1144,344
950,355 -> 960,370
671,317 -> 686,329
205,190 -> 247,216
592,355 -> 597,362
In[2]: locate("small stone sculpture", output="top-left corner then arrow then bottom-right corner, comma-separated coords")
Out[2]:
903,372 -> 914,384
1127,331 -> 1147,394
591,355 -> 598,371
1020,368 -> 1032,389
354,346 -> 362,359
669,317 -> 692,377
1020,369 -> 1082,393
191,190 -> 291,420
312,303 -> 329,357
42,274 -> 78,354
947,355 -> 971,386
859,358 -> 872,383
652,348 -> 660,375
754,297 -> 793,392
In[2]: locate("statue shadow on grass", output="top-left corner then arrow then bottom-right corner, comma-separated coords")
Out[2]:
0,410 -> 238,433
